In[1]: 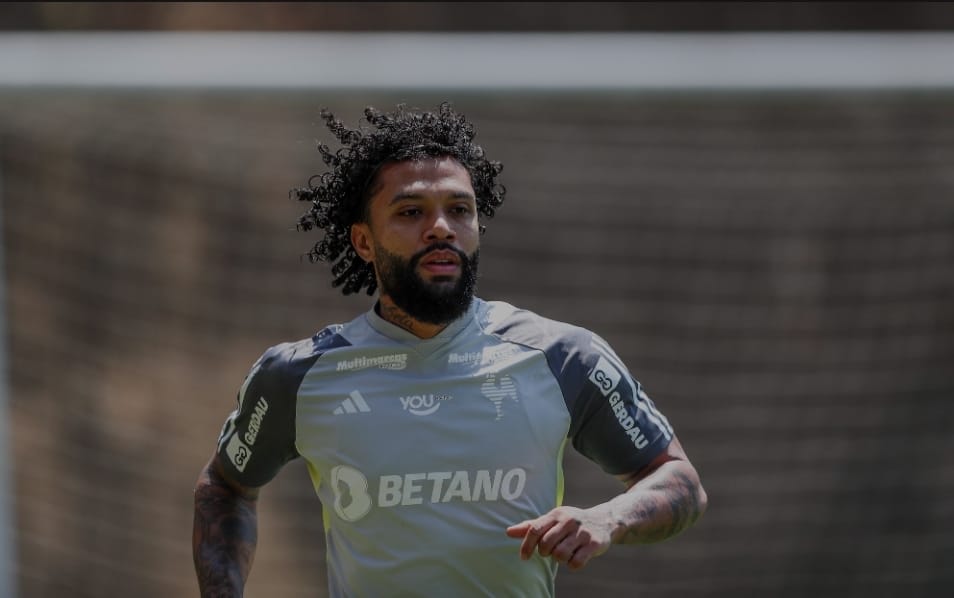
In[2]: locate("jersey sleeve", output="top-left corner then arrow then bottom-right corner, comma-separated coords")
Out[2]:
214,343 -> 302,487
562,332 -> 674,475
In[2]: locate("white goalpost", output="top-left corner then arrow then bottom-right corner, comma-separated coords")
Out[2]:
2,32 -> 954,90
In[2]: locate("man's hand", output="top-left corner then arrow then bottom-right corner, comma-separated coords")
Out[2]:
505,438 -> 707,572
505,506 -> 615,571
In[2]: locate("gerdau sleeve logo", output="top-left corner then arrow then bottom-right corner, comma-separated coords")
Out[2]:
226,433 -> 252,472
222,362 -> 265,473
588,355 -> 621,396
225,397 -> 269,473
588,354 -> 649,449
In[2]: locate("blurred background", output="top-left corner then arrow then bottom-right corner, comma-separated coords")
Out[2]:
1,3 -> 953,597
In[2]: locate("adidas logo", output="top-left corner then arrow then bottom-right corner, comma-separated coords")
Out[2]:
333,391 -> 371,415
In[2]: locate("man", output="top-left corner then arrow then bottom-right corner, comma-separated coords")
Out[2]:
193,103 -> 707,597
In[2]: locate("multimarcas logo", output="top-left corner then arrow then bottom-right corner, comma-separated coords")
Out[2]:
448,345 -> 519,366
330,465 -> 528,522
336,353 -> 408,371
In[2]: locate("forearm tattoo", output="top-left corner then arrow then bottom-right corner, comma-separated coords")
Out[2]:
618,467 -> 704,544
193,465 -> 258,597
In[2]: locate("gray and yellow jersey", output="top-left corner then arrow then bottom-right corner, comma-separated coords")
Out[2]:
215,298 -> 674,597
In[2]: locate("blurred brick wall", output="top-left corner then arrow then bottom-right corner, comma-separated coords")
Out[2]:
2,91 -> 952,597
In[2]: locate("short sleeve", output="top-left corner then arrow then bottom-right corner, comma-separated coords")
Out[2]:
215,344 -> 301,487
566,333 -> 674,475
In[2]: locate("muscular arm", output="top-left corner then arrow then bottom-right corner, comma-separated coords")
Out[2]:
193,454 -> 261,597
506,437 -> 706,570
606,436 -> 706,544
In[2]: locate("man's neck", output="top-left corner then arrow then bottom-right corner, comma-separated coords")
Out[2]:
376,296 -> 448,339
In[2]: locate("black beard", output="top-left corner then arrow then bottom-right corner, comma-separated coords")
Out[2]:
375,242 -> 479,326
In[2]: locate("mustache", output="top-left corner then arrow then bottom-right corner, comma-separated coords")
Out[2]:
409,242 -> 471,267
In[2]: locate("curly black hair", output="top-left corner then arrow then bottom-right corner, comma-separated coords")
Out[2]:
291,102 -> 506,296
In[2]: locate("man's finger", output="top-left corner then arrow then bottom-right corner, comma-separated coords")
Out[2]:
538,520 -> 575,557
505,521 -> 532,538
565,542 -> 599,571
517,519 -> 557,560
549,534 -> 582,564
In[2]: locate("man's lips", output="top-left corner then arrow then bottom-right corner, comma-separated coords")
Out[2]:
419,250 -> 462,275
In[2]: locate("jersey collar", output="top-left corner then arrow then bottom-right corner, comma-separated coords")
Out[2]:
365,298 -> 481,350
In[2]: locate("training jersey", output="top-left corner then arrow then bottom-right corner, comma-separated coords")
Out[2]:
215,298 -> 674,598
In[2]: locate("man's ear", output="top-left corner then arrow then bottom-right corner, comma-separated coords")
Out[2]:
351,222 -> 375,263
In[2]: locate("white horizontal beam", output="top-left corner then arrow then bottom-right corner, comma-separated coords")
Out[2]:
2,32 -> 954,89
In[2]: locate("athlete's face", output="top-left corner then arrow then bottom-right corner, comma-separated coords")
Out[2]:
350,156 -> 480,325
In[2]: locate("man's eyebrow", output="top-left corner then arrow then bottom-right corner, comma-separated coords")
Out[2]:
447,190 -> 477,201
388,190 -> 476,205
388,192 -> 423,205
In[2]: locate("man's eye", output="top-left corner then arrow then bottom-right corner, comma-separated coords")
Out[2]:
451,205 -> 472,215
398,208 -> 422,217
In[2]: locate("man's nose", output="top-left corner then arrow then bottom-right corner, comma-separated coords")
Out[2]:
424,211 -> 456,241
